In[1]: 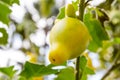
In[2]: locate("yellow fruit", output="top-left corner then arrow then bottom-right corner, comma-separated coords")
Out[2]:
49,17 -> 90,65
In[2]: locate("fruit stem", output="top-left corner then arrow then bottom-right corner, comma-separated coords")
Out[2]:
75,56 -> 80,80
75,0 -> 85,80
78,0 -> 85,21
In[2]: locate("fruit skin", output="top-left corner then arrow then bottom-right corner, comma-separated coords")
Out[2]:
49,44 -> 70,65
49,17 -> 90,65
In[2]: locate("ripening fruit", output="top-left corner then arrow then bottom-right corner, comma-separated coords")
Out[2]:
48,4 -> 91,65
49,17 -> 90,65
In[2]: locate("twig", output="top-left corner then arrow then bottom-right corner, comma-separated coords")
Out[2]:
78,0 -> 85,21
101,51 -> 120,80
101,63 -> 120,80
75,56 -> 80,80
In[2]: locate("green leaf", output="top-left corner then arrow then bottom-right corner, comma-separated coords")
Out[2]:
84,12 -> 109,52
20,62 -> 58,79
0,1 -> 11,24
57,6 -> 65,19
79,56 -> 87,80
72,0 -> 79,11
80,56 -> 87,70
0,66 -> 16,78
87,41 -> 100,52
47,62 -> 67,68
0,28 -> 8,45
81,67 -> 95,80
85,67 -> 95,74
80,56 -> 95,80
81,71 -> 87,80
1,0 -> 19,5
55,67 -> 75,80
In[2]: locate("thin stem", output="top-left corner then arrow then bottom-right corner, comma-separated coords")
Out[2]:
75,0 -> 85,80
75,56 -> 80,80
78,0 -> 85,21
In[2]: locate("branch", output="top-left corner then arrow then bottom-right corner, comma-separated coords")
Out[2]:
75,56 -> 80,80
101,51 -> 120,80
101,63 -> 120,80
78,0 -> 85,21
